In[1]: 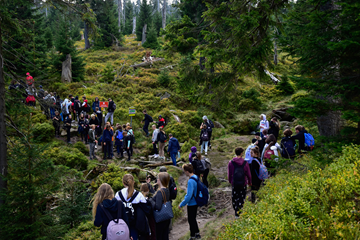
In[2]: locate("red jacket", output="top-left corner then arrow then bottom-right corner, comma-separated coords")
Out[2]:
26,75 -> 34,85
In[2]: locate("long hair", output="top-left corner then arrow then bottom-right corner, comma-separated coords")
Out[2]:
195,152 -> 202,160
123,174 -> 135,198
158,172 -> 170,188
251,146 -> 260,159
92,183 -> 114,220
265,134 -> 277,151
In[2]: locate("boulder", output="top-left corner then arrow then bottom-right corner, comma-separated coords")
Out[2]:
160,92 -> 171,100
172,114 -> 181,123
272,107 -> 296,121
214,121 -> 225,128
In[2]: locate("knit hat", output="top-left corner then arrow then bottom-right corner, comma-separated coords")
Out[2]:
191,146 -> 197,152
39,85 -> 43,88
26,72 -> 30,76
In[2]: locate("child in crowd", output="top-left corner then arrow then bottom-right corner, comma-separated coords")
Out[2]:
115,124 -> 124,158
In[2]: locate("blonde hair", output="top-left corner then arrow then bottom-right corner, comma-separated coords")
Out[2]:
126,123 -> 130,126
158,172 -> 170,188
123,174 -> 135,198
92,183 -> 114,219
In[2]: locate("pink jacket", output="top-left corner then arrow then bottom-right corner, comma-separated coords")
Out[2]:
227,157 -> 252,187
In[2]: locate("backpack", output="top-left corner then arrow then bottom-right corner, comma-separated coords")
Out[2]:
148,115 -> 154,122
118,191 -> 139,226
208,120 -> 215,129
61,104 -> 67,114
74,100 -> 81,112
304,133 -> 315,150
169,177 -> 178,200
190,176 -> 209,207
281,138 -> 295,158
192,158 -> 206,175
202,158 -> 211,170
263,149 -> 275,160
116,130 -> 123,140
231,161 -> 247,187
201,130 -> 209,141
253,159 -> 269,181
113,102 -> 117,110
100,201 -> 130,240
159,132 -> 167,142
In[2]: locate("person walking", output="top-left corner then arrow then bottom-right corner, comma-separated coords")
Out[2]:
149,172 -> 172,240
249,147 -> 262,203
103,123 -> 114,160
200,124 -> 209,156
89,124 -> 98,160
168,134 -> 180,166
82,96 -> 89,113
93,183 -> 130,240
52,111 -> 61,137
227,147 -> 252,218
78,113 -> 86,142
123,131 -> 133,161
268,117 -> 280,141
115,125 -> 124,158
259,114 -> 269,138
26,72 -> 34,86
152,125 -> 160,158
65,115 -> 72,144
105,98 -> 116,125
291,125 -> 309,153
157,127 -> 167,161
200,116 -> 214,149
92,97 -> 100,112
157,115 -> 166,128
179,164 -> 201,240
141,110 -> 153,137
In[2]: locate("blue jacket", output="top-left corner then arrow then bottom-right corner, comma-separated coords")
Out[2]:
94,198 -> 129,240
103,129 -> 113,142
168,137 -> 180,153
180,174 -> 198,207
92,100 -> 100,112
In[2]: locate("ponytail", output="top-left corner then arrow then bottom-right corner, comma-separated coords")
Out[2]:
123,174 -> 135,198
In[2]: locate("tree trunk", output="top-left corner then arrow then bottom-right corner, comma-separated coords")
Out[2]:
274,40 -> 278,65
84,21 -> 90,49
132,17 -> 136,34
316,110 -> 343,137
123,0 -> 126,23
118,0 -> 122,33
142,24 -> 147,45
61,54 -> 72,83
0,19 -> 8,205
157,0 -> 160,12
162,0 -> 167,29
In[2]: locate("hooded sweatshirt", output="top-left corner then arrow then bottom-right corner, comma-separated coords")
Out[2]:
92,98 -> 100,112
62,98 -> 71,114
189,146 -> 197,163
227,157 -> 252,187
168,137 -> 180,153
260,114 -> 269,134
94,198 -> 129,240
152,128 -> 160,142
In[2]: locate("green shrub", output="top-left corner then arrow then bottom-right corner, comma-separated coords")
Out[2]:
208,173 -> 221,188
73,141 -> 89,155
276,75 -> 295,95
63,221 -> 101,240
100,63 -> 115,83
239,88 -> 262,111
291,90 -> 309,102
44,146 -> 89,170
158,69 -> 171,87
32,122 -> 54,142
31,111 -> 48,124
218,145 -> 360,239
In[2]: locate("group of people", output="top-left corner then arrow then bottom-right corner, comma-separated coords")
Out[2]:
93,163 -> 205,240
227,114 -> 315,218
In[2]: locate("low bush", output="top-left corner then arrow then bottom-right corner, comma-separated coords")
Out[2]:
73,141 -> 89,155
32,122 -> 54,142
44,146 -> 89,170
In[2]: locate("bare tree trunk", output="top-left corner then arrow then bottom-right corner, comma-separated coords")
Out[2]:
317,110 -> 343,137
61,54 -> 72,83
0,19 -> 8,205
142,24 -> 147,44
162,0 -> 167,29
157,0 -> 160,12
132,17 -> 136,34
118,0 -> 122,33
84,21 -> 90,49
274,40 -> 278,65
123,0 -> 126,24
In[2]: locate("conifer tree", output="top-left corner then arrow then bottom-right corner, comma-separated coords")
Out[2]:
136,0 -> 152,41
142,23 -> 160,49
124,0 -> 135,35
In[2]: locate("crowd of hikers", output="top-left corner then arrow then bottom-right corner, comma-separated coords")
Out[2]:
9,76 -> 316,239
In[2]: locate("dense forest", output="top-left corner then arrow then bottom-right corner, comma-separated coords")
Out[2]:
0,0 -> 360,239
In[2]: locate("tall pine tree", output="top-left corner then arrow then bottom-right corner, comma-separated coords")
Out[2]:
136,0 -> 152,41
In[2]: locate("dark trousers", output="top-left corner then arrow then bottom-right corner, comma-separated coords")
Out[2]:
202,168 -> 209,188
110,140 -> 114,157
126,146 -> 133,161
155,219 -> 170,240
232,185 -> 247,217
66,127 -> 71,142
251,185 -> 260,203
208,131 -> 212,146
170,152 -> 177,166
143,125 -> 149,136
104,141 -> 111,159
84,131 -> 88,143
53,122 -> 60,136
116,141 -> 123,156
187,205 -> 199,237
153,142 -> 158,155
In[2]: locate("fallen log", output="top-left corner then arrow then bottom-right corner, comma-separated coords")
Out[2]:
145,161 -> 173,167
129,58 -> 164,69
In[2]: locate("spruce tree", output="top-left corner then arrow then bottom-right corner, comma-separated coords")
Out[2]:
136,0 -> 152,41
153,11 -> 162,36
53,17 -> 85,82
124,0 -> 135,35
142,23 -> 160,49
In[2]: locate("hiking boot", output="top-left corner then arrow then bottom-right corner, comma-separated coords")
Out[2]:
188,237 -> 195,240
195,233 -> 202,239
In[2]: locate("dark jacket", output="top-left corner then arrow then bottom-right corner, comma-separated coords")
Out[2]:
65,117 -> 72,128
149,188 -> 170,211
268,121 -> 280,140
168,137 -> 180,153
227,157 -> 252,187
96,111 -> 103,125
135,202 -> 152,235
281,136 -> 296,158
157,131 -> 167,143
52,114 -> 61,125
291,129 -> 308,151
94,198 -> 129,240
89,117 -> 100,126
143,114 -> 152,127
250,157 -> 262,188
103,129 -> 113,142
38,89 -> 45,98
108,101 -> 115,113
123,135 -> 132,148
92,100 -> 100,112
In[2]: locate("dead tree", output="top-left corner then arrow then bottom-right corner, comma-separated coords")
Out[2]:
61,54 -> 72,83
142,24 -> 147,45
162,0 -> 167,29
118,0 -> 122,32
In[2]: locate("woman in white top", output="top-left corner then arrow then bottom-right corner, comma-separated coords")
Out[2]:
115,174 -> 147,240
259,114 -> 269,138
261,134 -> 282,165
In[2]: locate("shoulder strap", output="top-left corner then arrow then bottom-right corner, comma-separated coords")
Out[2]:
118,191 -> 126,202
100,203 -> 114,221
128,191 -> 139,203
231,160 -> 238,167
116,200 -> 123,223
241,161 -> 247,167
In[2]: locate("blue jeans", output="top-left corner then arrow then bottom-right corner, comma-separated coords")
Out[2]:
170,152 -> 178,166
201,141 -> 208,154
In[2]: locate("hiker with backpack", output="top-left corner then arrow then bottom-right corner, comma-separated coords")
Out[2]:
61,98 -> 71,120
179,164 -> 203,240
157,115 -> 166,128
157,127 -> 167,161
141,110 -> 153,137
168,134 -> 181,166
149,172 -> 173,240
89,124 -> 98,160
200,116 -> 214,149
268,117 -> 281,141
93,183 -> 130,240
261,134 -> 282,166
189,146 -> 197,162
249,147 -> 263,203
291,125 -> 314,153
105,98 -> 116,126
82,96 -> 90,113
73,96 -> 82,121
281,129 -> 296,159
115,124 -> 124,158
191,152 -> 210,188
259,114 -> 269,138
103,123 -> 114,160
227,147 -> 252,218
123,131 -> 133,161
158,167 -> 178,201
152,125 -> 160,158
200,124 -> 210,156
115,174 -> 149,240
